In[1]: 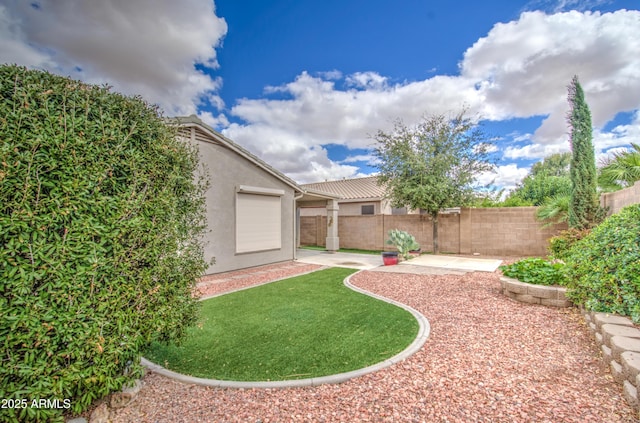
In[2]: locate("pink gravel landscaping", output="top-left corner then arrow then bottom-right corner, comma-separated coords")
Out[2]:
109,262 -> 638,422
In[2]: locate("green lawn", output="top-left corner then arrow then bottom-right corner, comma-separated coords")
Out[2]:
145,267 -> 418,381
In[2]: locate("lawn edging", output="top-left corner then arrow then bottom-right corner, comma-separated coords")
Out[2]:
141,269 -> 430,389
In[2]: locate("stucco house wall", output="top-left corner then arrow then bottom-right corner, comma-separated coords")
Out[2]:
176,116 -> 299,274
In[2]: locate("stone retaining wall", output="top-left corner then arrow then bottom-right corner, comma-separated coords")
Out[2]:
500,277 -> 572,308
584,312 -> 640,415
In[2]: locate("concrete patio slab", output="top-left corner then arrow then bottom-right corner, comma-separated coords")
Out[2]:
404,254 -> 502,272
296,249 -> 502,273
295,250 -> 382,270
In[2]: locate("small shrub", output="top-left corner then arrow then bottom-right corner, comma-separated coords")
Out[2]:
0,65 -> 209,421
565,204 -> 640,322
499,258 -> 569,286
548,228 -> 591,260
386,229 -> 420,260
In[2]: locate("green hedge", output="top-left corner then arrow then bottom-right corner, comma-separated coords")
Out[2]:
565,204 -> 640,322
0,65 -> 209,421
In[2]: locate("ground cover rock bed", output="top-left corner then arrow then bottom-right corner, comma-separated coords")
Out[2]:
106,264 -> 638,422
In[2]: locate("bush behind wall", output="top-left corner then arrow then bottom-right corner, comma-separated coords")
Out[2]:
0,65 -> 209,421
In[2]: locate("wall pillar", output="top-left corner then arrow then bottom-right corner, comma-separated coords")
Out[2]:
326,199 -> 340,252
459,207 -> 472,254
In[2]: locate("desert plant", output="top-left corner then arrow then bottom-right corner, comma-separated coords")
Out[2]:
499,258 -> 569,287
386,229 -> 420,260
564,204 -> 640,322
598,143 -> 640,191
0,65 -> 209,421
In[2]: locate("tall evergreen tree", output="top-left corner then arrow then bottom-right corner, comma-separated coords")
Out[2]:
567,75 -> 600,229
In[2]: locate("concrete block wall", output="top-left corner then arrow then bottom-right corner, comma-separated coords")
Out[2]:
300,207 -> 565,256
601,181 -> 640,215
585,312 -> 640,414
338,215 -> 383,250
464,207 -> 566,256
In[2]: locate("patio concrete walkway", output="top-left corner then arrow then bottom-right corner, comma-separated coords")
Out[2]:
296,249 -> 502,274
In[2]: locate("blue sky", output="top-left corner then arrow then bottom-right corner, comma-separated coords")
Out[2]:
2,0 -> 639,190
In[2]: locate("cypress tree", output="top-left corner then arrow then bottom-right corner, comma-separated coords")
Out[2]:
567,75 -> 599,229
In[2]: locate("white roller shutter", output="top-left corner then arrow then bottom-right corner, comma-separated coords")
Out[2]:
236,186 -> 283,253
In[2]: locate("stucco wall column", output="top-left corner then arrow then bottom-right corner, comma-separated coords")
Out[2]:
325,199 -> 340,252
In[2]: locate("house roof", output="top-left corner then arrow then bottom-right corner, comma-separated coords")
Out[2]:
171,115 -> 340,201
171,115 -> 302,192
301,176 -> 385,202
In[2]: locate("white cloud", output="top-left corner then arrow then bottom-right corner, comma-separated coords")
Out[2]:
222,123 -> 360,183
2,3 -> 638,189
340,154 -> 378,164
463,10 -> 640,139
477,164 -> 531,193
0,0 -> 227,116
224,10 -> 639,185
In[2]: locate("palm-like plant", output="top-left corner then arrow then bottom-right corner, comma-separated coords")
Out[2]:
536,192 -> 570,227
599,143 -> 640,191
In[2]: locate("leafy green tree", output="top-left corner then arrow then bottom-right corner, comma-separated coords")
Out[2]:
505,153 -> 571,206
598,143 -> 640,191
566,75 -> 602,229
373,110 -> 495,253
0,65 -> 209,421
530,152 -> 571,177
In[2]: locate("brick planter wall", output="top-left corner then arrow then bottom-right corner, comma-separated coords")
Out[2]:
585,311 -> 640,414
500,276 -> 572,308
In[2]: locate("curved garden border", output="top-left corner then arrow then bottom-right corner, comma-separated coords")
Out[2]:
141,269 -> 431,388
500,276 -> 572,308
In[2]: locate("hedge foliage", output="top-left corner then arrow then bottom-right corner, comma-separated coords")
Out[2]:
565,204 -> 640,322
548,228 -> 591,261
0,65 -> 209,421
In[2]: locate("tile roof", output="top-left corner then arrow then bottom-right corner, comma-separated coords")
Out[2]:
301,176 -> 385,200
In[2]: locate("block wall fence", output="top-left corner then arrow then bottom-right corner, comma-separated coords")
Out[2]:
300,181 -> 640,256
601,181 -> 640,215
300,207 -> 566,257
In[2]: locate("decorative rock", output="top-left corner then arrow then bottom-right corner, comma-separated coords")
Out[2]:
621,351 -> 640,384
602,324 -> 640,347
90,402 -> 109,423
593,313 -> 634,331
66,419 -> 87,423
110,379 -> 143,409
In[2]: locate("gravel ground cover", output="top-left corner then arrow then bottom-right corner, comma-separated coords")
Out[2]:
195,262 -> 323,299
108,263 -> 638,422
